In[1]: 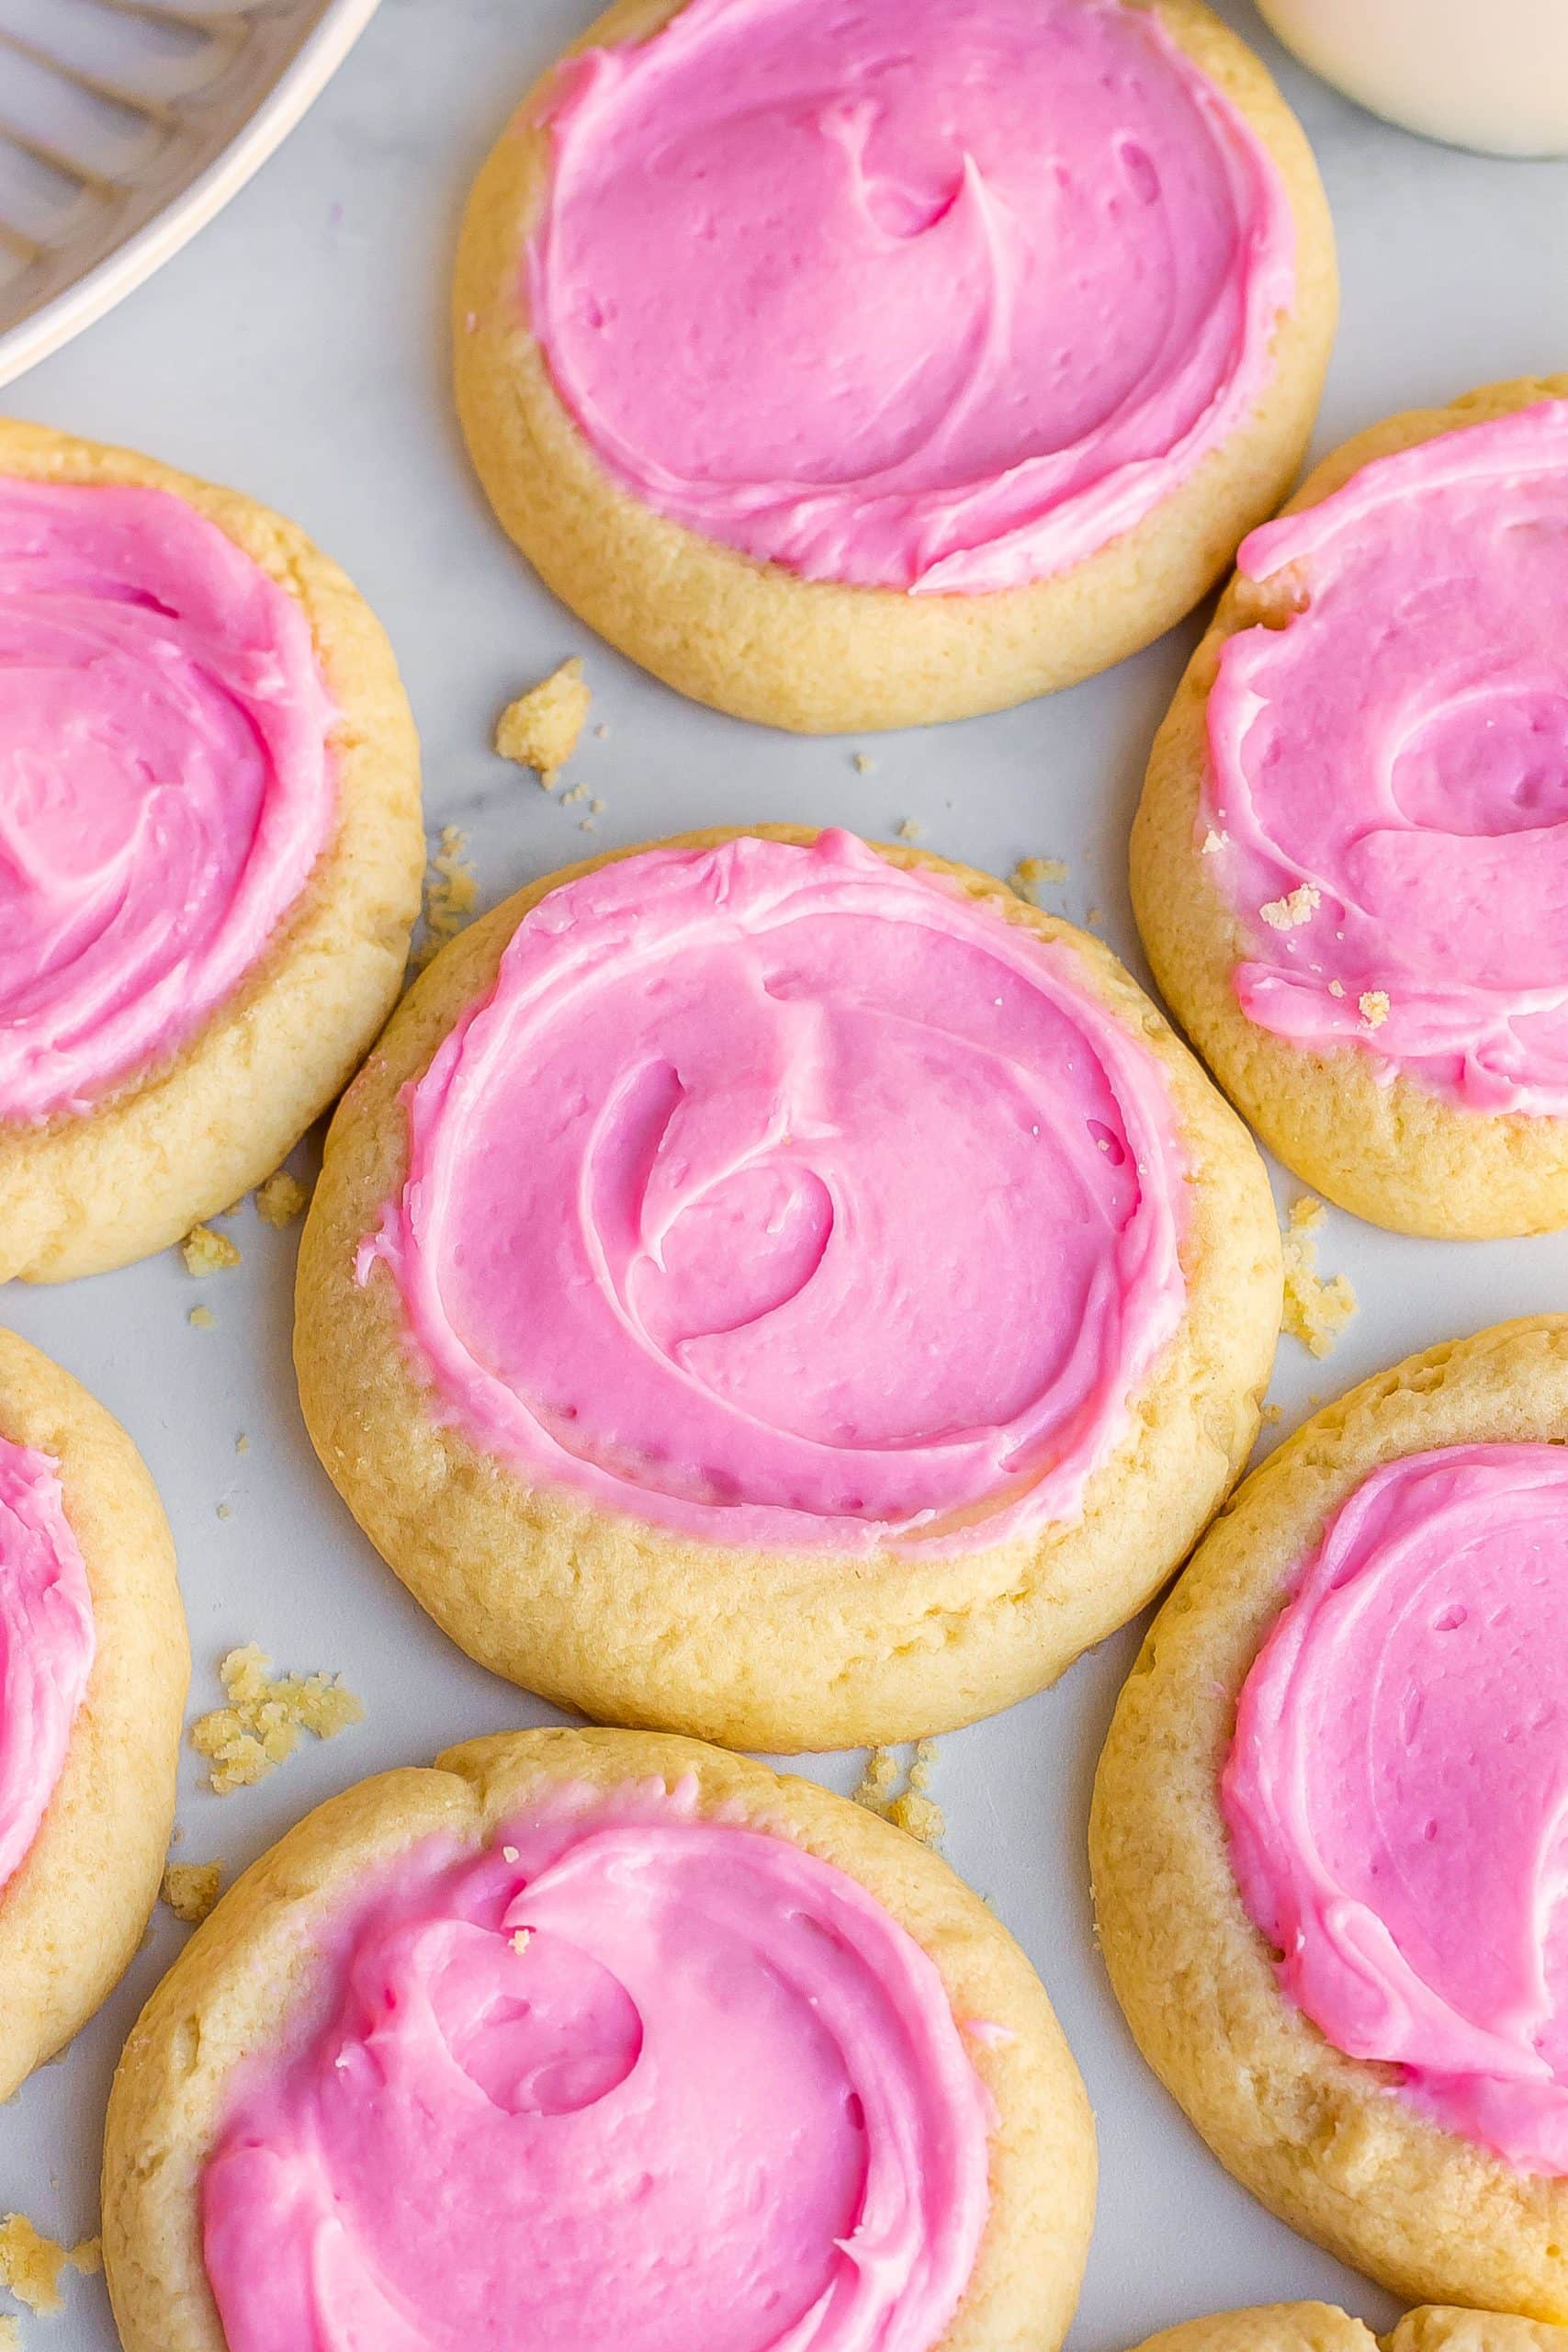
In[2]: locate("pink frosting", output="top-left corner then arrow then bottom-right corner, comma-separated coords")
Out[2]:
0,472 -> 336,1124
202,1776 -> 994,2352
525,0 -> 1295,594
1223,1442 -> 1568,2174
364,831 -> 1187,1555
1201,399 -> 1568,1115
0,1435 -> 95,1893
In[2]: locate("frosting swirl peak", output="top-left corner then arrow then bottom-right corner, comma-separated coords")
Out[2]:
1224,1442 -> 1568,2174
0,472 -> 336,1123
527,0 -> 1294,594
366,831 -> 1188,1555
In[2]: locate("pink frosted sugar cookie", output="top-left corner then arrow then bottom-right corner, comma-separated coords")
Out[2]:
103,1727 -> 1096,2352
295,827 -> 1280,1751
0,419 -> 423,1283
1093,1316 -> 1568,2318
0,1327 -> 186,2098
455,0 -> 1336,730
1134,374 -> 1568,1238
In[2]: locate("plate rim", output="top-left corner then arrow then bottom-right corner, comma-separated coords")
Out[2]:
0,0 -> 383,390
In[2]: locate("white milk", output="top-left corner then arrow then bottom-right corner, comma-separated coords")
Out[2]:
1256,0 -> 1568,157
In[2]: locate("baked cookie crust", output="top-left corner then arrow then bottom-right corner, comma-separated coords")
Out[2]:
1129,2307 -> 1568,2352
453,0 -> 1337,733
1092,1317 -> 1568,2318
1131,374 -> 1568,1240
0,418 -> 423,1283
293,825 -> 1281,1753
0,1328 -> 187,2098
103,1723 -> 1096,2352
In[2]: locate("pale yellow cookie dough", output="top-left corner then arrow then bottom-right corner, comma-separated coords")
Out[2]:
103,1723 -> 1096,2352
1131,374 -> 1568,1240
293,824 -> 1282,1753
0,419 -> 423,1283
0,1329 -> 187,2099
1091,1316 -> 1568,2318
452,0 -> 1337,734
1130,2308 -> 1568,2352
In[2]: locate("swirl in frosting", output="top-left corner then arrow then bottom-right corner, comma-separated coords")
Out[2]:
1223,1442 -> 1568,2174
0,472 -> 336,1124
202,1776 -> 993,2352
1202,400 -> 1568,1115
526,0 -> 1295,594
364,831 -> 1188,1555
0,1435 -> 95,1893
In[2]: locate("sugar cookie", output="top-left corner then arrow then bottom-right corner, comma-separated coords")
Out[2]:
1130,2309 -> 1568,2352
104,1724 -> 1095,2352
295,826 -> 1280,1751
454,0 -> 1337,732
0,1327 -> 186,2097
1133,376 -> 1568,1238
0,419 -> 423,1282
1093,1316 -> 1568,2316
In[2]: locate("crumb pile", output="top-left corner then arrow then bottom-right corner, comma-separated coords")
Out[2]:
852,1740 -> 944,1847
160,1860 -> 223,1926
415,827 -> 478,968
1280,1196 -> 1357,1359
180,1225 -> 241,1276
254,1170 -> 310,1227
190,1645 -> 364,1795
1008,854 -> 1067,907
495,657 -> 591,786
0,2216 -> 99,2319
1259,882 -> 1319,932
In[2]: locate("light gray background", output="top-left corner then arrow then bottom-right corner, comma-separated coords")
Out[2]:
4,4 -> 1568,2344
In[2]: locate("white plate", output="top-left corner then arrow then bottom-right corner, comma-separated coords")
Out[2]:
4,4 -> 1568,2347
0,0 -> 379,388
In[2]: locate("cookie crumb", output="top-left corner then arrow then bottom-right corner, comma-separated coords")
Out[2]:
852,752 -> 874,775
187,1306 -> 215,1331
1259,882 -> 1320,933
852,1747 -> 898,1806
1086,905 -> 1103,928
216,1502 -> 231,1521
1201,829 -> 1230,855
161,1860 -> 223,1926
502,1845 -> 520,1863
1327,978 -> 1346,999
887,1789 -> 945,1844
495,658 -> 591,787
1260,1402 -> 1283,1426
1009,855 -> 1068,908
593,723 -> 609,741
415,827 -> 478,968
1359,989 -> 1391,1030
1280,1195 -> 1357,1360
0,2316 -> 17,2349
181,1224 -> 241,1277
511,1928 -> 532,1954
255,1169 -> 310,1227
190,1645 -> 364,1795
896,817 -> 925,842
0,2216 -> 100,2317
235,1434 -> 250,1456
852,1742 -> 944,1847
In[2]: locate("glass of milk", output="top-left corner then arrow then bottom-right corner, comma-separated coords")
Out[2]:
1256,0 -> 1568,155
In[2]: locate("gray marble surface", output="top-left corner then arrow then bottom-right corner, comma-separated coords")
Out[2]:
4,3 -> 1568,2344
